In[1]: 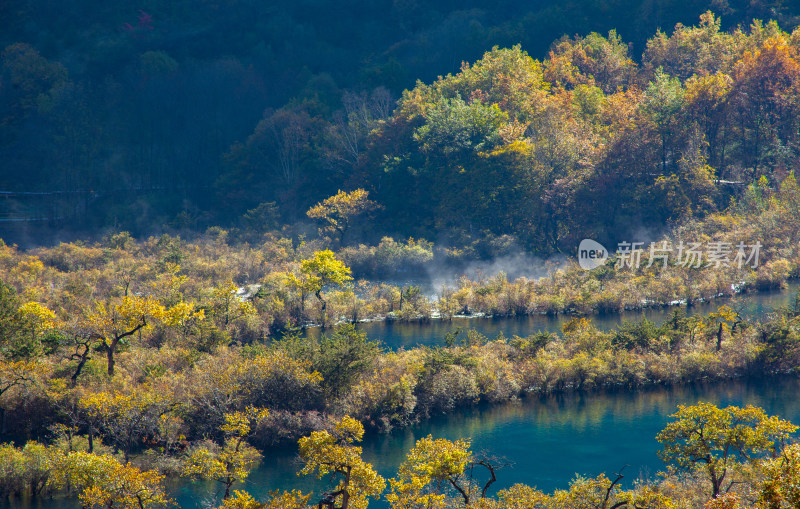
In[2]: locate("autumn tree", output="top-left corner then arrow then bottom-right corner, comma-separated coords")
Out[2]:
285,250 -> 353,324
387,435 -> 472,508
209,281 -> 255,327
0,441 -> 62,498
547,31 -> 635,93
298,415 -> 385,509
642,13 -> 737,80
758,443 -> 800,508
707,305 -> 740,351
79,296 -> 166,376
307,189 -> 381,245
685,72 -> 733,172
215,489 -> 311,509
496,474 -> 648,509
79,385 -> 173,462
389,434 -> 506,508
148,262 -> 187,307
14,301 -> 60,358
730,36 -> 800,178
0,294 -> 60,359
657,403 -> 797,498
61,451 -> 171,509
163,300 -> 206,344
183,407 -> 269,499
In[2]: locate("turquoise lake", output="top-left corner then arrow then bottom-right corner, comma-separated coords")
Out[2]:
11,284 -> 800,509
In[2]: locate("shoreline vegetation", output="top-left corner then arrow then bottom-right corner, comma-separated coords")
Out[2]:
2,171 -> 798,334
0,161 -> 799,509
3,10 -> 800,509
3,307 -> 800,508
1,217 -> 800,507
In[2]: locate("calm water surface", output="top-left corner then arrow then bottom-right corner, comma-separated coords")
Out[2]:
164,377 -> 800,508
12,284 -> 800,509
308,282 -> 800,349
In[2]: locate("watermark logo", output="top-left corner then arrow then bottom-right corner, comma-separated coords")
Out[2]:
578,239 -> 762,271
578,239 -> 609,270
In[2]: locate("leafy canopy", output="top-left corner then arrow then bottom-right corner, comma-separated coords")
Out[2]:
657,402 -> 797,497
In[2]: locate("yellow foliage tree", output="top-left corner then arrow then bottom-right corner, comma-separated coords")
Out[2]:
758,443 -> 800,508
183,407 -> 269,499
79,384 -> 172,462
210,281 -> 256,327
164,300 -> 206,342
61,451 -> 171,509
216,489 -> 311,509
306,189 -> 381,244
16,301 -> 60,344
657,403 -> 797,498
284,250 -> 353,324
298,415 -> 385,509
149,262 -> 187,306
79,296 -> 166,376
707,305 -> 740,351
387,435 -> 472,509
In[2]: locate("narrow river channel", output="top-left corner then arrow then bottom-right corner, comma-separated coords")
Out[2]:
12,284 -> 800,509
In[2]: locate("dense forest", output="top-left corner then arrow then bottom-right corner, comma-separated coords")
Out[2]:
5,2 -> 800,508
2,1 -> 800,252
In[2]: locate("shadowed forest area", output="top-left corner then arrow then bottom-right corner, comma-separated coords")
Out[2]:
5,2 -> 800,508
2,0 -> 800,253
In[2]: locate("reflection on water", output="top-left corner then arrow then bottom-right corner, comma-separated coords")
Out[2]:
11,284 -> 800,509
13,379 -> 800,509
166,377 -> 800,509
308,283 -> 800,350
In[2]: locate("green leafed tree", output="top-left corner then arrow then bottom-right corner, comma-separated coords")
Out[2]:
642,68 -> 686,174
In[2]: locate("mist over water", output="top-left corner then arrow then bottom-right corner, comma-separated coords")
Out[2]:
431,251 -> 569,286
363,251 -> 570,300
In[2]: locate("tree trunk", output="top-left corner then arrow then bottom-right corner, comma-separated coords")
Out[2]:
452,480 -> 470,505
315,290 -> 327,327
107,343 -> 116,376
480,461 -> 497,498
716,323 -> 724,352
341,468 -> 351,509
710,466 -> 724,498
71,344 -> 90,386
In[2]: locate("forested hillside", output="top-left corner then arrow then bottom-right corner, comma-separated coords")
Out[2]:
1,2 -> 800,252
6,4 -> 800,507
